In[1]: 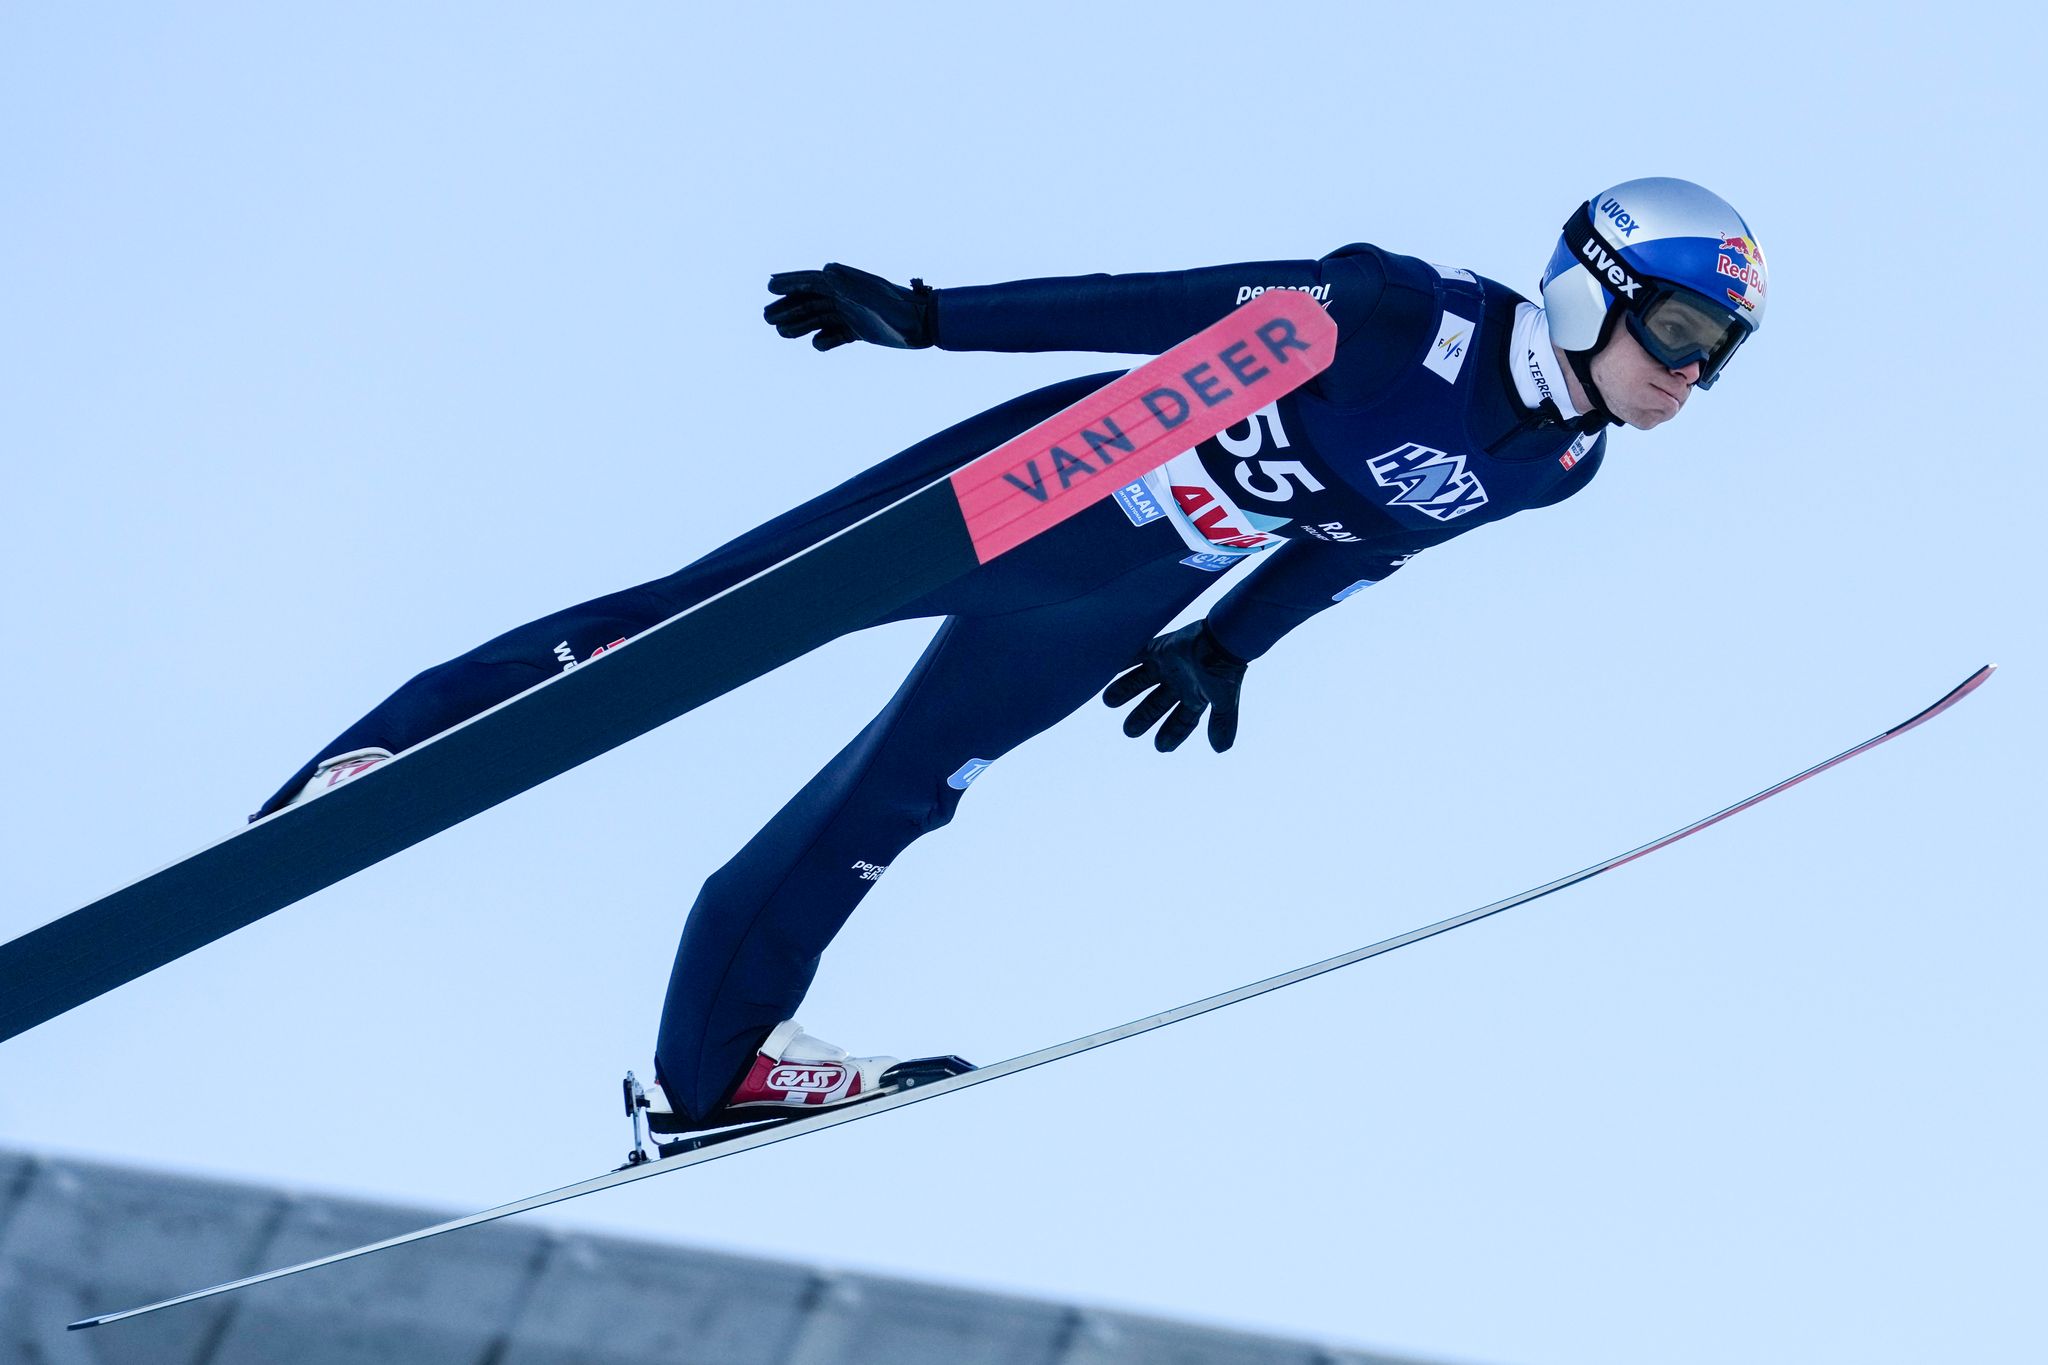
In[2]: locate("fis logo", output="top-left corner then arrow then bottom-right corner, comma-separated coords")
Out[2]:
1368,443 -> 1489,521
1424,311 -> 1475,384
766,1064 -> 848,1093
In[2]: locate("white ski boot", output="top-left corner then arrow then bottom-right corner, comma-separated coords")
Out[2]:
283,747 -> 393,810
619,1022 -> 975,1159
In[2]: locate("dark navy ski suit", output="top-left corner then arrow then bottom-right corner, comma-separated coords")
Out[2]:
261,246 -> 1610,1118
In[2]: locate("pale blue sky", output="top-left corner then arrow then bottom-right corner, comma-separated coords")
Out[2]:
3,6 -> 2041,1363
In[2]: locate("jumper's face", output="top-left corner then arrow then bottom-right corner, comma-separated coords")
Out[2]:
1592,324 -> 1701,430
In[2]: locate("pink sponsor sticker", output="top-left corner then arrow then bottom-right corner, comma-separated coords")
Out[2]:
947,291 -> 1336,564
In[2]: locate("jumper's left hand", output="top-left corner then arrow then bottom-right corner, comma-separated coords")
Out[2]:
1101,621 -> 1247,753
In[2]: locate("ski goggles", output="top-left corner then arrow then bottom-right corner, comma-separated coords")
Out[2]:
1623,285 -> 1751,389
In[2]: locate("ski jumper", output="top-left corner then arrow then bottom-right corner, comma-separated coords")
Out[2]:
257,246 -> 1610,1119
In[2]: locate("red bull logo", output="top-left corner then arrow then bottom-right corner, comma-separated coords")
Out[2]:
1718,234 -> 1764,264
1716,234 -> 1766,297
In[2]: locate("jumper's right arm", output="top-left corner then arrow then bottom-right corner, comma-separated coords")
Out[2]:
763,250 -> 1402,359
933,257 -> 1363,355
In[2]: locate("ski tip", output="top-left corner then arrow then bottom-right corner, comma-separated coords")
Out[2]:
1884,663 -> 1997,740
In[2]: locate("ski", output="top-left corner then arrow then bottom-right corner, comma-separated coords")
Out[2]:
0,291 -> 1336,1046
67,663 -> 1994,1331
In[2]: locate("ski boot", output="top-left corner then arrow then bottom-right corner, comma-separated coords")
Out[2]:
282,747 -> 393,810
619,1021 -> 975,1164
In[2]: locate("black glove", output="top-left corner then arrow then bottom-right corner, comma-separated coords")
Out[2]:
1101,621 -> 1248,753
763,263 -> 936,351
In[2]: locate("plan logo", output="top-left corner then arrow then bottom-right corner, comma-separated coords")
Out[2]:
1367,443 -> 1489,521
1113,479 -> 1166,526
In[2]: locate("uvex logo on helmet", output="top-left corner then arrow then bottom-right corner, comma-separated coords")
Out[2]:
767,1063 -> 848,1093
1578,237 -> 1646,301
1597,195 -> 1642,238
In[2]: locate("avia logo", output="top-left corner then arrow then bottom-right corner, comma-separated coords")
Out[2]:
1367,443 -> 1489,521
766,1064 -> 848,1093
1578,238 -> 1644,300
1171,483 -> 1283,550
1597,195 -> 1641,238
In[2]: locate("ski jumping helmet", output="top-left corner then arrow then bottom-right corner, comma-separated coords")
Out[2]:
1541,177 -> 1767,396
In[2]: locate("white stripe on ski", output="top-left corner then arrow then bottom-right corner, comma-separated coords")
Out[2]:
69,664 -> 1994,1332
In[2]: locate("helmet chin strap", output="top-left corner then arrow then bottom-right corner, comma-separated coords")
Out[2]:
1562,348 -> 1616,428
1562,308 -> 1629,430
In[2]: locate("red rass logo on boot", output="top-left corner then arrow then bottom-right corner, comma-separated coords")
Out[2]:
766,1064 -> 849,1094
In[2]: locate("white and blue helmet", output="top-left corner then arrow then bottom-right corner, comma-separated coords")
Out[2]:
1541,177 -> 1767,390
